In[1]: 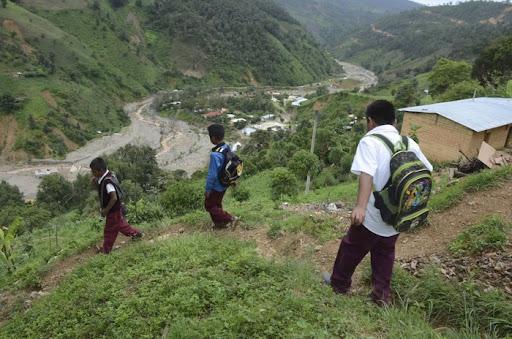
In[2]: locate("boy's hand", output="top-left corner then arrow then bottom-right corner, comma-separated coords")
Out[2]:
100,208 -> 108,217
350,206 -> 366,226
205,191 -> 211,199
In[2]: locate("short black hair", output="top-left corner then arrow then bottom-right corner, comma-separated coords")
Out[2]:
207,124 -> 225,139
365,100 -> 395,126
90,157 -> 107,172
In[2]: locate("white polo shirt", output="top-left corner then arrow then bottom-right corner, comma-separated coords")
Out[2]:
351,125 -> 433,237
98,170 -> 116,194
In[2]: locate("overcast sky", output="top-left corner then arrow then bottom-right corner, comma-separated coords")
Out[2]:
413,0 -> 506,5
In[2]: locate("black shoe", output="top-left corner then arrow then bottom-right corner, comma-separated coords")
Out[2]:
131,232 -> 144,241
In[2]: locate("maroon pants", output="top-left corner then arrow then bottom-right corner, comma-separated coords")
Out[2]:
102,209 -> 141,254
331,224 -> 398,304
205,190 -> 232,224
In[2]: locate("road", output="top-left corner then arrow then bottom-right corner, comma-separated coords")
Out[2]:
0,61 -> 377,199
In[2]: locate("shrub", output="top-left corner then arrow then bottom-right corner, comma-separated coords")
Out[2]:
314,167 -> 338,188
231,186 -> 250,202
160,181 -> 203,217
36,174 -> 74,215
288,150 -> 320,180
270,168 -> 298,201
0,180 -> 24,206
449,215 -> 509,257
126,199 -> 165,224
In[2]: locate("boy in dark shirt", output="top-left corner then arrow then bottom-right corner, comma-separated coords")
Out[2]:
90,157 -> 143,253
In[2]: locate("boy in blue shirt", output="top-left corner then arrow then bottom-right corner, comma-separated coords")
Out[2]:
205,124 -> 238,228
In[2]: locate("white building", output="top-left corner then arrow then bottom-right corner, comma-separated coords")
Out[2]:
261,114 -> 275,121
242,127 -> 257,136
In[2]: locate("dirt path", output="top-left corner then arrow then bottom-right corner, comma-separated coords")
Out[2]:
2,180 -> 510,325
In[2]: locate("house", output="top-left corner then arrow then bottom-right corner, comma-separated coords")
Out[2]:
291,97 -> 308,107
400,98 -> 512,162
242,127 -> 257,136
231,118 -> 247,124
35,168 -> 58,178
261,114 -> 275,121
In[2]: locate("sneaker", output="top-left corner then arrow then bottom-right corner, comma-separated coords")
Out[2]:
131,232 -> 144,241
321,272 -> 331,285
227,216 -> 240,229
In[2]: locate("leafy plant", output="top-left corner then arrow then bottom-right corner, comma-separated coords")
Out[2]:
160,180 -> 203,216
269,167 -> 299,201
126,199 -> 165,224
231,186 -> 250,202
0,217 -> 22,274
449,215 -> 509,257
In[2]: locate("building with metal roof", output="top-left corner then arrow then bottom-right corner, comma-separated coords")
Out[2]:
400,97 -> 512,162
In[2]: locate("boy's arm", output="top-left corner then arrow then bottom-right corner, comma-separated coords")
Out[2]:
351,172 -> 373,226
101,191 -> 118,216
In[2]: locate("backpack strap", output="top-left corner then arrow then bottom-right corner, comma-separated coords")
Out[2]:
369,134 -> 395,153
370,134 -> 409,154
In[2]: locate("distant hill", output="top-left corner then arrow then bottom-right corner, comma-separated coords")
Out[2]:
275,0 -> 421,46
0,0 -> 334,160
334,1 -> 512,80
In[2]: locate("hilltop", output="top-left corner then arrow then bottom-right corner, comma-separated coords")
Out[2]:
334,1 -> 512,80
0,0 -> 334,160
276,0 -> 421,46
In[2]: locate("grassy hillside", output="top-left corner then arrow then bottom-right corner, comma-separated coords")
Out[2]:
0,0 -> 334,160
276,0 -> 421,47
335,1 -> 512,80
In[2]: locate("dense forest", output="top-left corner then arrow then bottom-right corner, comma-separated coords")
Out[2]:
276,0 -> 421,47
149,0 -> 335,86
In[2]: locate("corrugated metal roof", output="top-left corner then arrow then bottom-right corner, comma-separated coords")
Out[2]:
399,97 -> 512,132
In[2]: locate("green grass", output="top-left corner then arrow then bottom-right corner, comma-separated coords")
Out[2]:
392,267 -> 512,338
448,215 -> 510,257
0,234 -> 442,338
430,166 -> 512,212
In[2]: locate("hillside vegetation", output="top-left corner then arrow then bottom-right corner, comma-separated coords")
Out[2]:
335,1 -> 512,80
0,0 -> 333,160
276,0 -> 420,47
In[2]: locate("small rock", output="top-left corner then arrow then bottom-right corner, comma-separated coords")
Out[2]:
314,245 -> 322,252
178,228 -> 185,234
327,203 -> 338,212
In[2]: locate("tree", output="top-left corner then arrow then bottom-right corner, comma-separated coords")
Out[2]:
106,145 -> 161,191
109,0 -> 128,8
0,94 -> 18,114
473,36 -> 512,87
428,58 -> 472,97
394,82 -> 418,110
270,167 -> 298,200
507,80 -> 512,98
36,174 -> 74,214
288,150 -> 321,180
1,0 -> 7,8
0,181 -> 24,207
316,85 -> 329,97
439,80 -> 484,102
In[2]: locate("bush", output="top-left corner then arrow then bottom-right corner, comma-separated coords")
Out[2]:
314,167 -> 338,188
449,215 -> 509,257
160,181 -> 203,217
231,186 -> 250,202
270,168 -> 298,201
288,150 -> 320,180
126,199 -> 165,224
121,180 -> 145,203
0,180 -> 24,206
36,174 -> 74,215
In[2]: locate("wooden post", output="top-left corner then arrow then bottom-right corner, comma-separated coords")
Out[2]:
304,101 -> 325,194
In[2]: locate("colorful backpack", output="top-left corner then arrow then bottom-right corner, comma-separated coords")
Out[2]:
371,134 -> 433,232
214,144 -> 244,186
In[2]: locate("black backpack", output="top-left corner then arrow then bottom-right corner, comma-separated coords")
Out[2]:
213,144 -> 244,186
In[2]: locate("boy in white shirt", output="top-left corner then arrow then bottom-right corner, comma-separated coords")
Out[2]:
325,100 -> 433,305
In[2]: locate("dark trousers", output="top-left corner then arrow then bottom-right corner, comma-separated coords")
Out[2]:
205,190 -> 232,224
331,224 -> 398,304
103,209 -> 141,253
